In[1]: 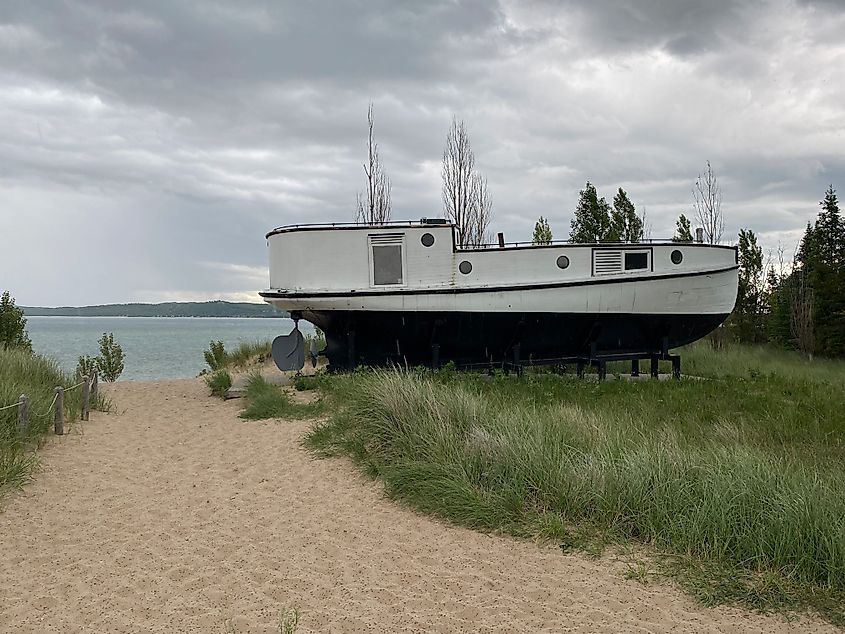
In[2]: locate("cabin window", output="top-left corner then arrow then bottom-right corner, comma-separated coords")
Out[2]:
459,260 -> 472,274
556,255 -> 570,270
624,252 -> 649,271
369,233 -> 405,286
671,249 -> 683,265
372,245 -> 403,285
421,233 -> 435,247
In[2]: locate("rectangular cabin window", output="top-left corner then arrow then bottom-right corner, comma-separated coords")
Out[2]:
624,252 -> 649,271
372,245 -> 403,285
369,233 -> 405,286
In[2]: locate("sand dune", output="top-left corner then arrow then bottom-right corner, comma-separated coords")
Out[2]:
0,379 -> 835,633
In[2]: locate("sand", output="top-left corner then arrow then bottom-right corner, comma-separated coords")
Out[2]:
0,378 -> 836,633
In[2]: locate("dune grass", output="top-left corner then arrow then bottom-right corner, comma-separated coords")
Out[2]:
205,369 -> 233,399
226,339 -> 273,369
0,348 -> 91,497
239,373 -> 325,421
305,345 -> 845,624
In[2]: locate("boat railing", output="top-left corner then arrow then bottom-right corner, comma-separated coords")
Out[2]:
267,219 -> 452,235
461,237 -> 693,250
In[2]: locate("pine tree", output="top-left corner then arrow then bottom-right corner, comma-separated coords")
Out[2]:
816,185 -> 844,265
570,182 -> 611,242
734,229 -> 764,343
532,216 -> 553,245
608,188 -> 643,242
672,214 -> 693,242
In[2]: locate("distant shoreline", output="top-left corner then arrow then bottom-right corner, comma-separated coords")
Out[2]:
22,300 -> 288,319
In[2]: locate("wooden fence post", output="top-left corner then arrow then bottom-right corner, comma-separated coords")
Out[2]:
54,386 -> 64,435
17,394 -> 29,435
91,371 -> 98,410
82,375 -> 90,422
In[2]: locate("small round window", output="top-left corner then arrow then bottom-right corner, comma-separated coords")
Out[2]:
671,249 -> 683,265
421,232 -> 435,247
556,255 -> 570,269
459,260 -> 472,275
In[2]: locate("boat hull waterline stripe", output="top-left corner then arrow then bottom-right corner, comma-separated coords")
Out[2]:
260,264 -> 739,299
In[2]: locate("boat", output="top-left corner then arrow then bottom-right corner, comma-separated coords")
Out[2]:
260,220 -> 738,370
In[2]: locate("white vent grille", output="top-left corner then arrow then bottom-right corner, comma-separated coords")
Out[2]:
369,233 -> 404,245
593,250 -> 623,275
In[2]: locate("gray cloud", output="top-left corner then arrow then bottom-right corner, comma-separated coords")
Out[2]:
1,0 -> 844,305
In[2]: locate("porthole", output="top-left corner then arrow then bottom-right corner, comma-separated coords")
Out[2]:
671,249 -> 683,265
556,255 -> 570,270
459,260 -> 472,275
421,232 -> 435,247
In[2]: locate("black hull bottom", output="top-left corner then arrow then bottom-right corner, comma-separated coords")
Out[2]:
297,310 -> 729,369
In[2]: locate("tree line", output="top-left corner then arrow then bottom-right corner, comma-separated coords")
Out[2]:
352,108 -> 842,358
734,185 -> 844,358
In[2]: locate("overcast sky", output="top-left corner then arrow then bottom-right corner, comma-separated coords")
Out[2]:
2,0 -> 843,306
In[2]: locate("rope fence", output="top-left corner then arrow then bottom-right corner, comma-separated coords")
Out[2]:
0,370 -> 99,436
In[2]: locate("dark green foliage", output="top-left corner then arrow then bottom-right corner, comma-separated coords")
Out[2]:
673,214 -> 693,242
608,188 -> 643,242
732,229 -> 765,343
765,186 -> 844,357
569,182 -> 611,242
75,354 -> 97,379
571,184 -> 643,243
306,349 -> 845,624
205,370 -> 232,399
0,291 -> 32,353
532,216 -> 553,244
95,332 -> 125,382
204,340 -> 227,371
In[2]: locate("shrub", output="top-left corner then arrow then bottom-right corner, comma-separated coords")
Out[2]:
76,354 -> 97,379
204,340 -> 227,371
205,370 -> 232,398
0,290 -> 32,353
95,332 -> 125,382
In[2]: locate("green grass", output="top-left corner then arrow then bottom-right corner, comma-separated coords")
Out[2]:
0,348 -> 95,497
226,339 -> 273,369
304,344 -> 845,624
239,373 -> 325,420
203,339 -> 273,373
205,370 -> 233,399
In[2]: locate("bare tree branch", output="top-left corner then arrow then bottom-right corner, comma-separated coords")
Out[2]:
790,269 -> 815,359
356,103 -> 391,224
692,160 -> 724,244
441,117 -> 492,247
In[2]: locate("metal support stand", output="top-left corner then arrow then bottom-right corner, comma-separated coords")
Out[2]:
512,344 -> 522,377
631,359 -> 639,377
650,356 -> 659,378
347,329 -> 356,369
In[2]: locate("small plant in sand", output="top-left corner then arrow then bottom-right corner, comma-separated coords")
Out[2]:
279,607 -> 299,634
205,369 -> 232,399
95,332 -> 125,382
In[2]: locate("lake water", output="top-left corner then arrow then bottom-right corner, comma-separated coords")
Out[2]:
26,316 -> 313,381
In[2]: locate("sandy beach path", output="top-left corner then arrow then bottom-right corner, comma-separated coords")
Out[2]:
0,379 -> 835,633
